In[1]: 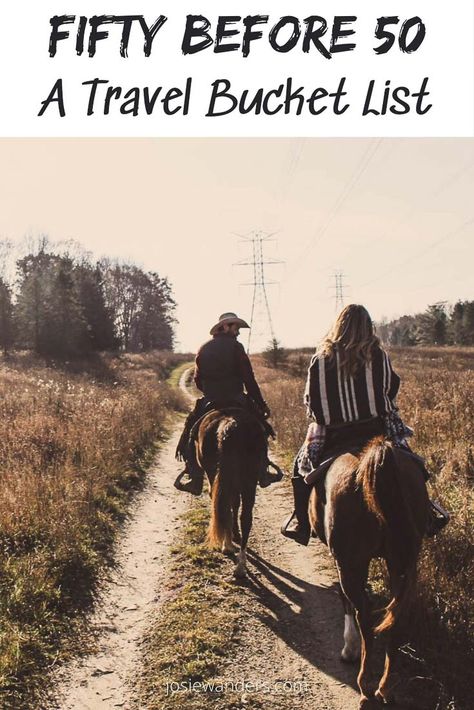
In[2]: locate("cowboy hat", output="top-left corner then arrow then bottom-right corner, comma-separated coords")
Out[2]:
210,312 -> 250,335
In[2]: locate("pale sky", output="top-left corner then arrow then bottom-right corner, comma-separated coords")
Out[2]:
0,138 -> 472,352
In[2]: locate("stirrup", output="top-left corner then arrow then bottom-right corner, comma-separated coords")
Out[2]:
268,460 -> 284,479
426,500 -> 450,537
259,460 -> 284,487
174,469 -> 188,490
431,500 -> 450,519
281,510 -> 296,534
280,511 -> 310,546
174,470 -> 202,496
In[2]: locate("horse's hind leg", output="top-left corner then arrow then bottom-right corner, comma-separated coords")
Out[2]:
221,529 -> 234,555
337,561 -> 374,709
220,482 -> 235,555
375,636 -> 398,706
234,485 -> 256,578
375,563 -> 410,704
232,492 -> 241,544
338,587 -> 360,663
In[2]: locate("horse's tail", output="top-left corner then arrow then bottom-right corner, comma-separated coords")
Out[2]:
207,417 -> 239,549
356,436 -> 421,635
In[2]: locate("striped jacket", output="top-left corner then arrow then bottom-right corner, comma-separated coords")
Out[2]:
305,346 -> 400,427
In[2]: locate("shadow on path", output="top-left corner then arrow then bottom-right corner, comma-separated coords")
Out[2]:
238,547 -> 361,694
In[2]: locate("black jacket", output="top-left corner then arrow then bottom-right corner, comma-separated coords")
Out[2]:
194,332 -> 266,409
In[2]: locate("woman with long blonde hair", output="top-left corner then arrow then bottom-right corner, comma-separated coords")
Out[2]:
318,303 -> 380,373
281,304 -> 448,545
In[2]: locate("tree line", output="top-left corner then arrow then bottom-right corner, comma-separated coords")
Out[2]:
378,301 -> 474,347
0,237 -> 176,357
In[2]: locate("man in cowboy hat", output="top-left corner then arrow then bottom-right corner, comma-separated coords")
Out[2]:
175,312 -> 282,495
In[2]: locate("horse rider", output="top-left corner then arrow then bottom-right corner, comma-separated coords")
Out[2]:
281,303 -> 450,545
175,311 -> 283,495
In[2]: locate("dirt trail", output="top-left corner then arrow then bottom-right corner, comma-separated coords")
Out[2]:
51,370 -> 361,710
50,371 -> 193,710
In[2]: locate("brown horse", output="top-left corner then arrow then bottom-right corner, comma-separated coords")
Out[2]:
194,407 -> 268,577
309,436 -> 429,709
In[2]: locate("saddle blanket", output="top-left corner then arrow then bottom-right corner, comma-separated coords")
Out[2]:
295,411 -> 413,479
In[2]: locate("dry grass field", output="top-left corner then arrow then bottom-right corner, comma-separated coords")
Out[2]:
0,351 -> 188,707
254,346 -> 474,709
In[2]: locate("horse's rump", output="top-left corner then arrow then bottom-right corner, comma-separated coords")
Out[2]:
196,407 -> 266,472
305,421 -> 383,542
356,437 -> 428,549
355,437 -> 429,633
197,409 -> 266,550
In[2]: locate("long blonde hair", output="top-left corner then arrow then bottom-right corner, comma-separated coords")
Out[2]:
317,304 -> 380,375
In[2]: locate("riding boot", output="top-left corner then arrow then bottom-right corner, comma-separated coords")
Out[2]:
175,400 -> 204,461
176,465 -> 204,496
403,449 -> 450,535
395,445 -> 449,535
280,476 -> 311,545
174,400 -> 206,495
259,459 -> 284,488
174,423 -> 205,495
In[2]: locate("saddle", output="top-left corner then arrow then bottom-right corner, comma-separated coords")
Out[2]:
176,397 -> 274,460
303,418 -> 384,489
192,400 -> 274,447
304,446 -> 361,488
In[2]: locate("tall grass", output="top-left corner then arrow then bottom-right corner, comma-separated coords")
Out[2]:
388,348 -> 474,708
254,347 -> 474,709
0,351 -> 187,708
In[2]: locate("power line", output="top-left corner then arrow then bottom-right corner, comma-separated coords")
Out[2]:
358,215 -> 474,290
306,146 -> 474,289
283,138 -> 382,282
234,230 -> 284,352
341,152 -> 474,268
271,139 -> 306,214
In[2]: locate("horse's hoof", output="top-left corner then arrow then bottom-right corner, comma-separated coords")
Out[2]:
375,689 -> 394,705
233,564 -> 247,578
359,697 -> 376,710
340,649 -> 359,664
222,546 -> 235,556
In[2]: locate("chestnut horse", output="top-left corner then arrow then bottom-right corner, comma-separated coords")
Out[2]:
194,407 -> 268,577
309,437 -> 429,709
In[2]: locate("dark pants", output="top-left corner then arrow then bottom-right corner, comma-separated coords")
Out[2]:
175,397 -> 208,470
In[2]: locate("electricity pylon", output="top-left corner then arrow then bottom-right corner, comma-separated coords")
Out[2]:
234,230 -> 283,352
